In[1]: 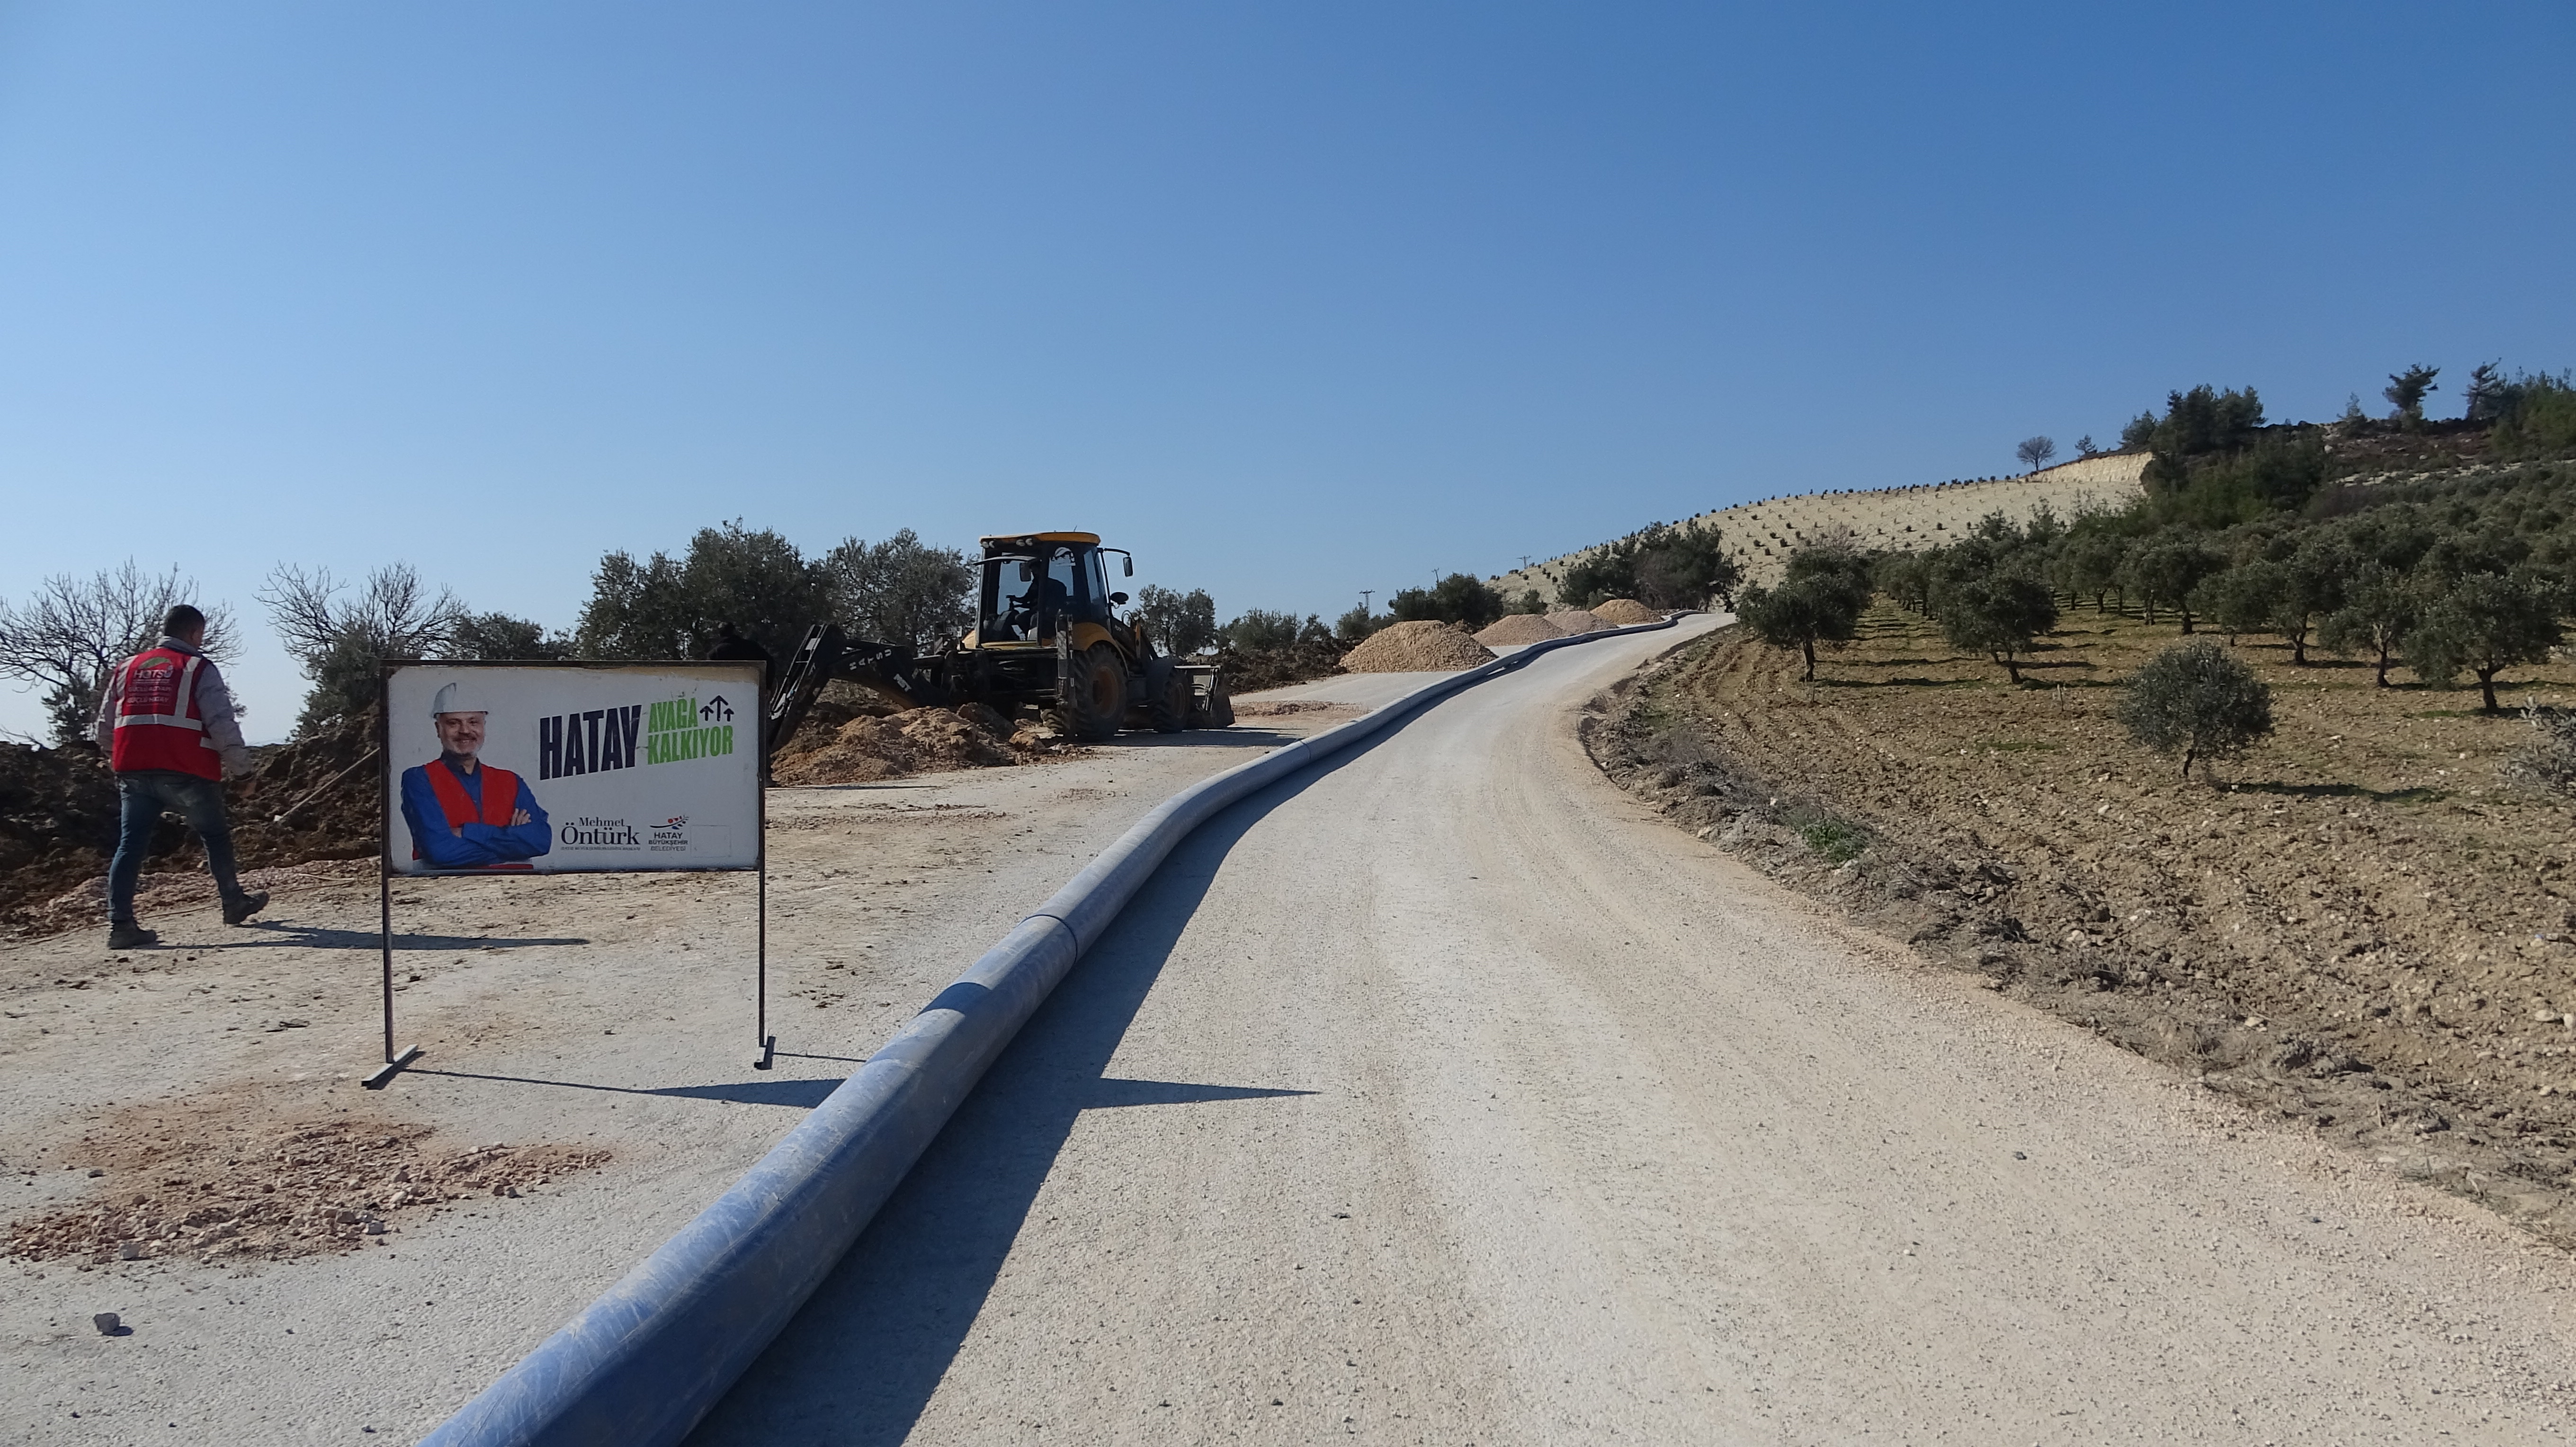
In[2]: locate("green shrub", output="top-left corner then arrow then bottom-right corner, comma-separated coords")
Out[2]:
2492,373 -> 2576,459
2117,640 -> 2274,779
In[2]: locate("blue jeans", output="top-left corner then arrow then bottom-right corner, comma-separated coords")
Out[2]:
108,770 -> 246,924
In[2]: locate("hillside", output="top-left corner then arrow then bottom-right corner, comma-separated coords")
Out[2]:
1493,453 -> 2151,605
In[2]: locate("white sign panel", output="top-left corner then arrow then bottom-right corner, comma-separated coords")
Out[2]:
384,663 -> 761,875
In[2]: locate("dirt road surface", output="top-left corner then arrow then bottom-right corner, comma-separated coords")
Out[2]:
686,619 -> 2576,1446
0,714 -> 1351,1444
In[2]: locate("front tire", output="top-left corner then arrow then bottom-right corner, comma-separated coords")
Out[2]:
1145,661 -> 1190,733
1052,643 -> 1129,741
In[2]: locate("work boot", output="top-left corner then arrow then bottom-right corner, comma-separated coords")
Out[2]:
223,891 -> 269,926
107,921 -> 159,949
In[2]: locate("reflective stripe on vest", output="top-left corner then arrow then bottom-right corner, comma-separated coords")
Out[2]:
109,649 -> 220,779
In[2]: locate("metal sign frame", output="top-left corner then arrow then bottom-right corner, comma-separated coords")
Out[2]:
362,659 -> 774,1090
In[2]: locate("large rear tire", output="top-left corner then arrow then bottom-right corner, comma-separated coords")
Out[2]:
1145,661 -> 1189,733
1051,643 -> 1129,741
1207,681 -> 1234,729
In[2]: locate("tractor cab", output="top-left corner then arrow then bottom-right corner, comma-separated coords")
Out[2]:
976,532 -> 1133,644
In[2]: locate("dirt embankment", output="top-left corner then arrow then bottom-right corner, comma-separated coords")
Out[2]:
1589,606 -> 2576,1242
1,712 -> 381,935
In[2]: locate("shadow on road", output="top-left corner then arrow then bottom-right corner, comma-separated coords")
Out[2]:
681,736 -> 1361,1447
213,922 -> 590,951
411,1069 -> 850,1109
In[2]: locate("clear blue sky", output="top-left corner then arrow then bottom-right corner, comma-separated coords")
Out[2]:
2,0 -> 2569,741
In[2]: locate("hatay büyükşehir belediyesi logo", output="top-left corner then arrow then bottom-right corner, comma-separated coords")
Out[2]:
402,685 -> 742,870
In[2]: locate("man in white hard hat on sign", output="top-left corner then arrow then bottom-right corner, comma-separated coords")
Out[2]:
398,680 -> 551,870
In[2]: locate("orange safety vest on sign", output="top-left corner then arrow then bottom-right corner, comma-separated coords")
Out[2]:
109,647 -> 220,780
417,759 -> 535,869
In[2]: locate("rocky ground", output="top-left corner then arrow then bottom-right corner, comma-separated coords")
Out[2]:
1589,605 -> 2576,1244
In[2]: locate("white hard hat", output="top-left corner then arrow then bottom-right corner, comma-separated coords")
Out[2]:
430,681 -> 486,717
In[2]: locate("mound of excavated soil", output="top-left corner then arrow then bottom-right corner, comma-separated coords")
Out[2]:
1476,614 -> 1566,646
4,1110 -> 608,1265
772,703 -> 1053,786
1545,609 -> 1607,635
0,742 -> 122,924
1590,598 -> 1663,625
1340,621 -> 1495,673
2,708 -> 384,936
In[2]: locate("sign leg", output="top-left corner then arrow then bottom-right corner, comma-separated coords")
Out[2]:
753,857 -> 775,1069
364,845 -> 421,1090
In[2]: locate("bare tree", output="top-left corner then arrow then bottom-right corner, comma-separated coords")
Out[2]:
260,563 -> 463,666
2015,436 -> 2058,473
0,561 -> 236,746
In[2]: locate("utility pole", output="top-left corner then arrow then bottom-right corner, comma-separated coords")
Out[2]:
1359,590 -> 1373,613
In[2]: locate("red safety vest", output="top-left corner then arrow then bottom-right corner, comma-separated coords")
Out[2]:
109,647 -> 220,780
418,759 -> 534,869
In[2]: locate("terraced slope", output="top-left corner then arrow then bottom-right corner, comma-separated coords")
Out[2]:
1494,451 -> 2149,603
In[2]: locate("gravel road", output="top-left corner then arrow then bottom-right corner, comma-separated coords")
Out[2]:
686,619 -> 2576,1446
0,715 -> 1349,1444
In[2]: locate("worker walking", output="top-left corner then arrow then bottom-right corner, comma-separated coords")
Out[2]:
90,604 -> 266,948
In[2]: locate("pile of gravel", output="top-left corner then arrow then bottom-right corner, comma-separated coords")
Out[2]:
1545,609 -> 1607,634
1591,598 -> 1663,625
1476,614 -> 1566,646
1341,621 -> 1497,673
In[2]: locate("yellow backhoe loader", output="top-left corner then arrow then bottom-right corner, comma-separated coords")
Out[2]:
766,531 -> 1232,753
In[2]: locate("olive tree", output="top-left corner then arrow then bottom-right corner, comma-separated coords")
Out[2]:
1938,571 -> 2057,684
2406,570 -> 2566,713
2117,640 -> 2274,779
1134,584 -> 1219,656
2119,538 -> 2224,632
823,529 -> 978,650
2316,563 -> 2421,688
1736,551 -> 1870,682
2189,563 -> 2278,644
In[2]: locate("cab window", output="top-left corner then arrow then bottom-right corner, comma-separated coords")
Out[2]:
1046,547 -> 1083,610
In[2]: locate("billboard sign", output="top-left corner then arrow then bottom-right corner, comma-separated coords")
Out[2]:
384,662 -> 761,875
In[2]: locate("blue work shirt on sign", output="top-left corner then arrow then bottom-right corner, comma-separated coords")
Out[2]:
399,759 -> 553,869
